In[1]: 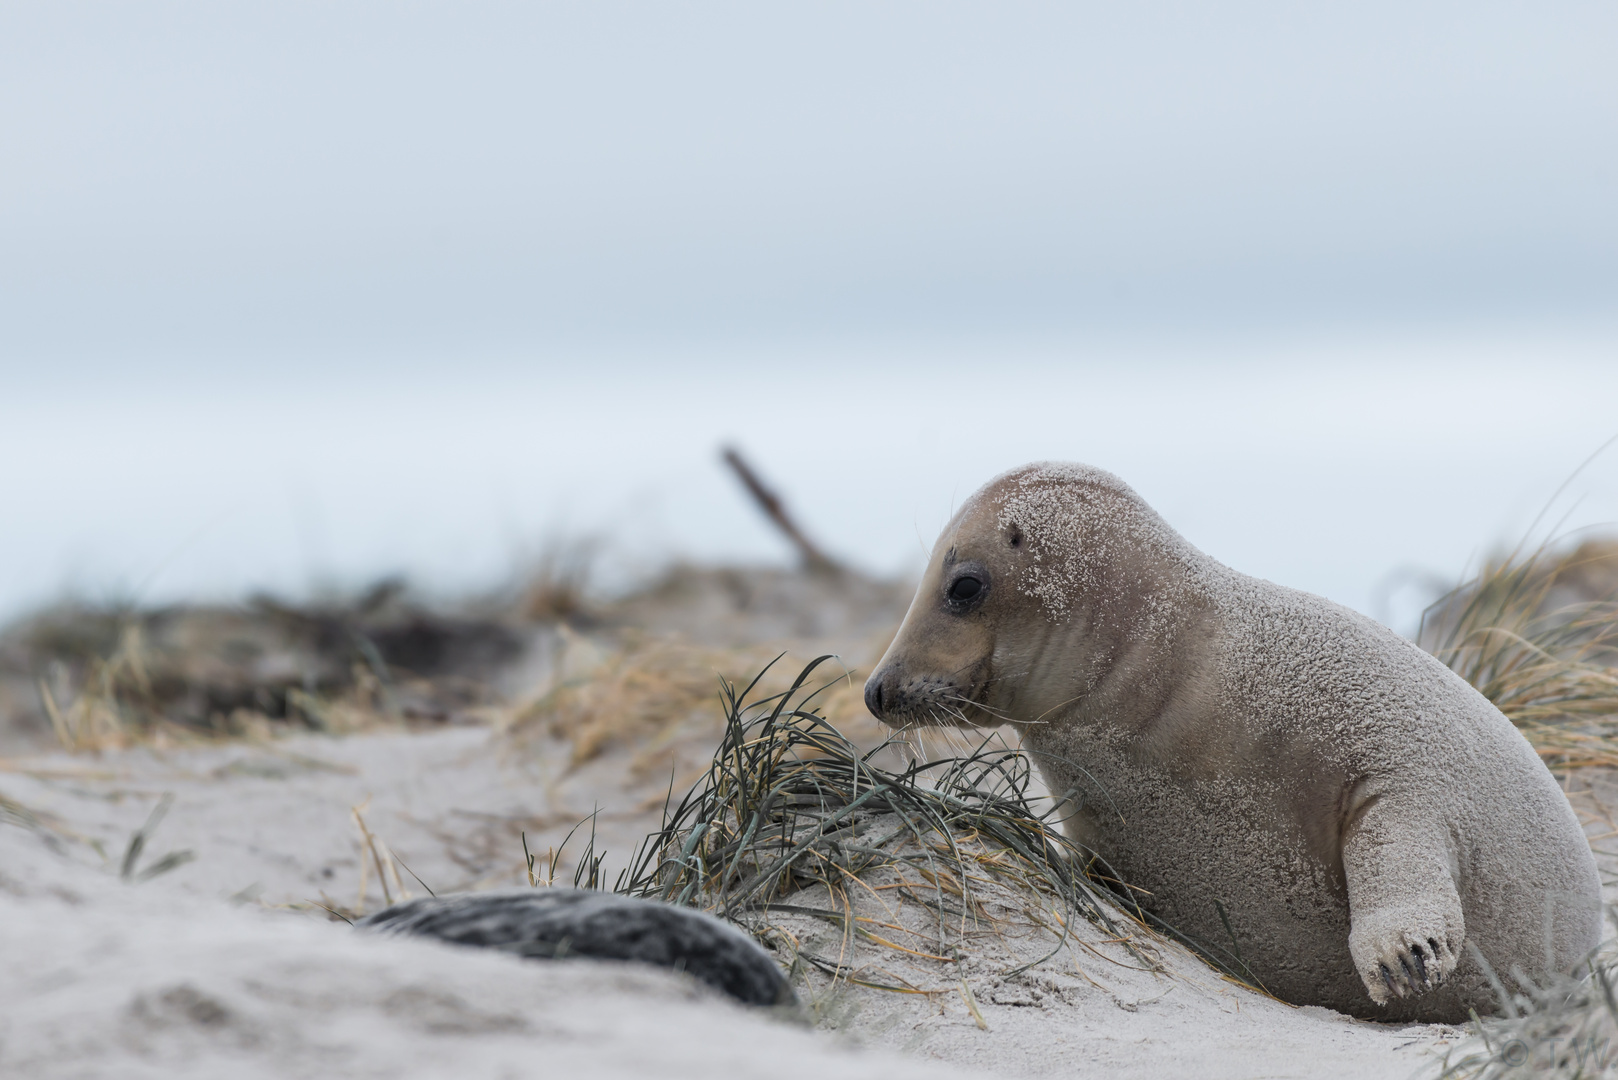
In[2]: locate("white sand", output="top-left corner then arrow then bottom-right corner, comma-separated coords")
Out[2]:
0,723 -> 1476,1079
0,820 -> 972,1080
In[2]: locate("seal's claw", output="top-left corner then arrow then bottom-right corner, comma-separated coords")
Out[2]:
1409,942 -> 1429,987
1379,962 -> 1402,999
1352,915 -> 1462,1005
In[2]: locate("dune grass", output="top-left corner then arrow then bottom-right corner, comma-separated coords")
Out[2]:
1418,538 -> 1618,771
1419,537 -> 1618,1078
33,621 -> 151,751
34,637 -> 394,752
17,590 -> 524,752
0,788 -> 74,850
504,635 -> 768,769
582,656 -> 1189,994
1437,934 -> 1618,1079
501,633 -> 878,777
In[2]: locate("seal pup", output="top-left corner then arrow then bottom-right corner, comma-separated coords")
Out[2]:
359,888 -> 796,1007
863,462 -> 1601,1022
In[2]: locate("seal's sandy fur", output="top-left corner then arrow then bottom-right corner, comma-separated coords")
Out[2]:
866,462 -> 1601,1021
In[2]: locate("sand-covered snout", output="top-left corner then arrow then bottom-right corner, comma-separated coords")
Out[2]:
865,540 -> 1000,730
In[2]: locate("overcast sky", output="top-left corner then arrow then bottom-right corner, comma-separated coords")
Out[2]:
1,3 -> 1615,623
2,1 -> 1613,358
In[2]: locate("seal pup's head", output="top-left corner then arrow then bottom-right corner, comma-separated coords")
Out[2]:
864,462 -> 1204,733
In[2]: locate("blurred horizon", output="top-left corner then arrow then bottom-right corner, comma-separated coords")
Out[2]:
2,2 -> 1614,630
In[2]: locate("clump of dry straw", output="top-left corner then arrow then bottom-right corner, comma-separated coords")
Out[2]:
1419,529 -> 1618,1077
1418,536 -> 1618,771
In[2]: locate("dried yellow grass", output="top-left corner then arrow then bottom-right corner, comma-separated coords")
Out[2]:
518,539 -> 597,621
35,622 -> 152,752
35,616 -> 400,753
1420,537 -> 1618,771
503,631 -> 882,774
0,787 -> 79,849
507,635 -> 750,766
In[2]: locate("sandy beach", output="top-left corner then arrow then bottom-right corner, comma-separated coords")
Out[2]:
10,563 -> 1592,1080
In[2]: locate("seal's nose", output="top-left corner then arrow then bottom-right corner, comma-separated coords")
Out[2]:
863,672 -> 886,720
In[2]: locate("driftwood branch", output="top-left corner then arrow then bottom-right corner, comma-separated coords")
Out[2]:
721,446 -> 841,574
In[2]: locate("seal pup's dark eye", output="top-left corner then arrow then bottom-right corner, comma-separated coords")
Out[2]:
948,576 -> 983,602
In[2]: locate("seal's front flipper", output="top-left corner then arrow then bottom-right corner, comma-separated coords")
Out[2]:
1341,795 -> 1464,1006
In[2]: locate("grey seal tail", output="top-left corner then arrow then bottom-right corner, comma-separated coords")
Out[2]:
356,888 -> 796,1008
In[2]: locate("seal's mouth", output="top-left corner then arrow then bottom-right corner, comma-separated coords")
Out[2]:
864,659 -> 994,730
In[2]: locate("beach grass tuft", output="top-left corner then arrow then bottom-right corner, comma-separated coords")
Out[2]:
1419,538 -> 1618,770
592,655 -> 1181,991
1438,931 -> 1618,1079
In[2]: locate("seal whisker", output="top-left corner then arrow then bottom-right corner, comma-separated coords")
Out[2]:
943,692 -> 1013,723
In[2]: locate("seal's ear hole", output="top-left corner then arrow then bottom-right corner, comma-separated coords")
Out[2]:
1008,527 -> 1022,548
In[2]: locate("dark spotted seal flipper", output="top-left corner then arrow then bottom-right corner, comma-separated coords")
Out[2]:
357,888 -> 796,1007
